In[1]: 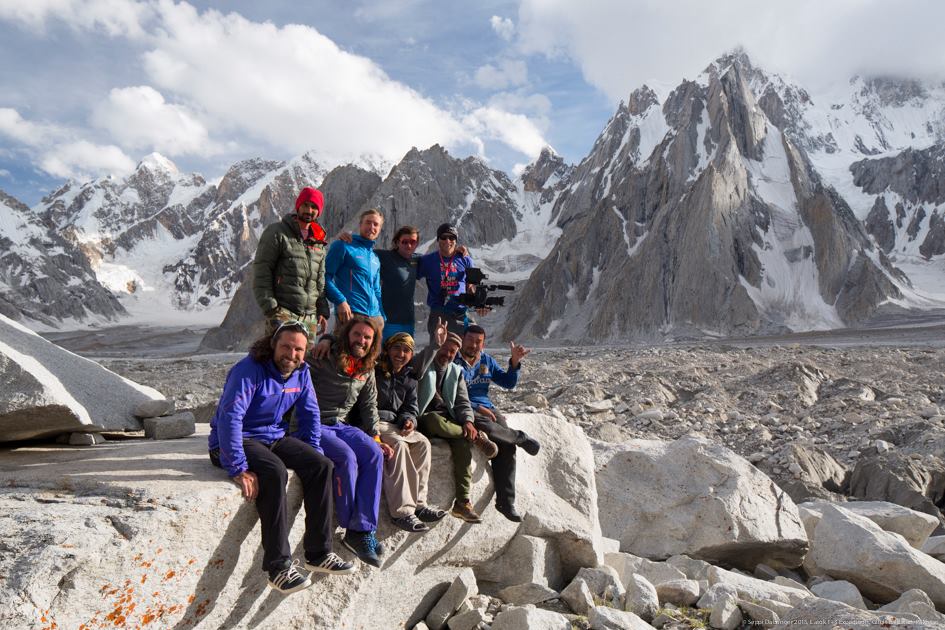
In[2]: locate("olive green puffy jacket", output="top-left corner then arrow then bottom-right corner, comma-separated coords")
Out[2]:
252,213 -> 330,319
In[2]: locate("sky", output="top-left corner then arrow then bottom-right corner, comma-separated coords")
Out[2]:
0,0 -> 943,205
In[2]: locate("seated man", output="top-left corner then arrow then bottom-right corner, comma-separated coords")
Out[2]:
416,331 -> 498,523
208,321 -> 354,595
307,315 -> 393,568
457,325 -> 540,522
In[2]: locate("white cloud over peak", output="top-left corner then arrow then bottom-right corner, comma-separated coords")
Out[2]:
516,0 -> 945,102
474,59 -> 528,90
0,0 -> 552,184
40,140 -> 136,180
91,86 -> 218,156
462,106 -> 546,157
0,108 -> 59,145
490,15 -> 514,41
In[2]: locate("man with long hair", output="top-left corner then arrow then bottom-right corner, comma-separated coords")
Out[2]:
307,315 -> 393,567
208,321 -> 354,595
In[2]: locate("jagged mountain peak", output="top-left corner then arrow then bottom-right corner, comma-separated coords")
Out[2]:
136,152 -> 179,174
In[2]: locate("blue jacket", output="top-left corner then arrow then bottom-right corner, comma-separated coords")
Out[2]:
416,251 -> 474,314
325,235 -> 383,317
456,352 -> 519,410
208,355 -> 322,477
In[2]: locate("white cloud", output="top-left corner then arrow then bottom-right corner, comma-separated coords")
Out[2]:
0,108 -> 134,179
517,0 -> 945,102
140,2 -> 470,165
462,106 -> 547,157
490,15 -> 515,41
0,168 -> 11,178
488,91 -> 552,118
0,0 -> 152,37
474,59 -> 528,90
0,108 -> 58,145
91,85 -> 217,156
39,140 -> 135,180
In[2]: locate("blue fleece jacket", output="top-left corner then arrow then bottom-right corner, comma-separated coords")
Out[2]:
455,351 -> 519,410
324,235 -> 383,317
208,355 -> 322,477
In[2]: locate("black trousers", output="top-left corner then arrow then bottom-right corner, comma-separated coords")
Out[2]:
212,437 -> 334,572
473,409 -> 524,508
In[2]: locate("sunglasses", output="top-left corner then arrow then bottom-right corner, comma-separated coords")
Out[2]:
399,238 -> 418,245
438,235 -> 457,241
272,319 -> 311,339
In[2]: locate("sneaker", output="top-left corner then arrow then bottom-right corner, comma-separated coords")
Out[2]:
496,502 -> 522,522
415,505 -> 448,523
473,432 -> 499,459
367,530 -> 385,556
343,530 -> 381,567
392,513 -> 430,532
305,552 -> 356,575
450,499 -> 483,523
519,433 -> 541,456
267,561 -> 313,594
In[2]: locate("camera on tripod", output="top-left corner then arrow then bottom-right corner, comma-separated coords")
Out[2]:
458,267 -> 515,309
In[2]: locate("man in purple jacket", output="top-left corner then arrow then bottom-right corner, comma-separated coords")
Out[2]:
208,321 -> 354,594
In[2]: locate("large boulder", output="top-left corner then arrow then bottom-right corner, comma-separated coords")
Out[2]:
0,314 -> 163,442
0,414 -> 602,629
849,451 -> 945,522
807,504 -> 945,606
593,436 -> 808,570
799,500 -> 939,548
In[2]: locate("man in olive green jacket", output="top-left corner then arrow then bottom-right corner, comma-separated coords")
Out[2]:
253,187 -> 331,337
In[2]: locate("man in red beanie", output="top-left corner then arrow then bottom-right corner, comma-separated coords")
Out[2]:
253,187 -> 331,338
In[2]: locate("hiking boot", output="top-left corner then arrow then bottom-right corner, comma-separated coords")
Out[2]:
415,505 -> 448,523
496,502 -> 522,522
392,513 -> 430,532
519,433 -> 540,456
267,561 -> 313,594
343,530 -> 381,568
305,552 -> 356,575
450,499 -> 482,523
473,432 -> 498,459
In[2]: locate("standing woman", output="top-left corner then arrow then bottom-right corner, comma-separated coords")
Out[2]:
375,323 -> 449,531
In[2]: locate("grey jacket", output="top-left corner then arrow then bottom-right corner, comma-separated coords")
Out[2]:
307,350 -> 380,436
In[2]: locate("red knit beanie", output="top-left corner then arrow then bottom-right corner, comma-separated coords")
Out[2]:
295,187 -> 324,217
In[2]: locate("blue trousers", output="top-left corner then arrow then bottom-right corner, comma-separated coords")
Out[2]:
321,423 -> 382,532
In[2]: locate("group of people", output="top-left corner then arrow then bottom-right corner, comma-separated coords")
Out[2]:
207,187 -> 541,595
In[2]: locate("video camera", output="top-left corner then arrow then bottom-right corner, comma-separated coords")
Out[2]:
458,267 -> 515,309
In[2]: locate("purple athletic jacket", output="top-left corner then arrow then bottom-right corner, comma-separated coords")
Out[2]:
208,355 -> 322,477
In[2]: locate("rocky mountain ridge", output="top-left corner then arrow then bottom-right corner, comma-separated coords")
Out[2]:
503,51 -> 945,342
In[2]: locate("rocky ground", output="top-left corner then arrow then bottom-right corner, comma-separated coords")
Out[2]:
93,336 -> 945,505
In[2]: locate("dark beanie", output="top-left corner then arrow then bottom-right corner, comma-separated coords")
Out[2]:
295,188 -> 324,217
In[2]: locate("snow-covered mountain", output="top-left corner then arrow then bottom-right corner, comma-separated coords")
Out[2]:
0,190 -> 124,327
503,51 -> 945,342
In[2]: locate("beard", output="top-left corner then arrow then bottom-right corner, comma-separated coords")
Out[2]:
276,356 -> 300,376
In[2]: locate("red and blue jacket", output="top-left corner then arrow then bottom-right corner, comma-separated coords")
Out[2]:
208,355 -> 322,477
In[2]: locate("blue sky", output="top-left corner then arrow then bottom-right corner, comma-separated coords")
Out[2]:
1,0 -> 943,205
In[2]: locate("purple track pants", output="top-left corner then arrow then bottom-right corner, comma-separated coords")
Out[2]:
320,423 -> 382,532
